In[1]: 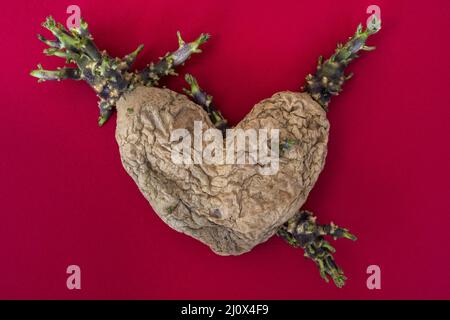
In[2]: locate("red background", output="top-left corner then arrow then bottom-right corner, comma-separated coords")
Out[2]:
1,0 -> 449,299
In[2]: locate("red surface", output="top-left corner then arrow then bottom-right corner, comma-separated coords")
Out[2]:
0,0 -> 449,299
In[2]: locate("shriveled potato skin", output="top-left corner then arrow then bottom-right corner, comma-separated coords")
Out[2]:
115,86 -> 329,255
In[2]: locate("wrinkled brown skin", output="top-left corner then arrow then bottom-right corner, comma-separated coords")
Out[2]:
115,86 -> 329,255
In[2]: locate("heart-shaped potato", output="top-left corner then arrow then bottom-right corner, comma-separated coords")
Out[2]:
116,86 -> 329,255
31,14 -> 380,285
